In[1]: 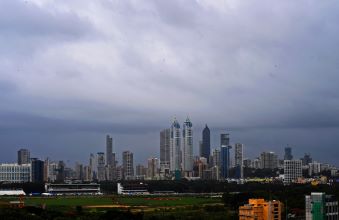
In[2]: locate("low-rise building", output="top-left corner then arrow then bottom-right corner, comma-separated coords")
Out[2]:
0,163 -> 31,183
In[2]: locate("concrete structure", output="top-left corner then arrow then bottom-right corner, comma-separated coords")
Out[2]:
302,153 -> 313,166
31,158 -> 44,183
182,117 -> 193,175
309,162 -> 321,176
220,134 -> 231,179
0,163 -> 31,183
170,118 -> 181,172
239,199 -> 282,220
201,125 -> 211,163
45,183 -> 101,195
96,152 -> 106,181
260,152 -> 278,169
160,128 -> 171,175
283,160 -> 302,184
106,135 -> 113,166
122,151 -> 134,180
305,192 -> 338,220
136,164 -> 146,180
235,143 -> 244,179
17,149 -> 30,165
147,157 -> 159,179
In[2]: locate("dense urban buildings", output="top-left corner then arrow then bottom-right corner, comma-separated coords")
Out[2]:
0,118 -> 338,184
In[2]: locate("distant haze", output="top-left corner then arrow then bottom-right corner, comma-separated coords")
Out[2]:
0,0 -> 339,166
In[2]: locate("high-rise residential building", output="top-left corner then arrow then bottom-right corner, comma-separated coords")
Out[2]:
305,192 -> 338,220
284,146 -> 293,160
309,162 -> 321,176
97,152 -> 106,181
260,152 -> 278,169
31,158 -> 44,183
201,125 -> 210,163
106,135 -> 116,181
122,151 -> 134,180
160,128 -> 170,173
17,149 -> 30,165
212,148 -> 221,168
136,164 -> 146,178
239,199 -> 282,220
106,135 -> 113,166
221,145 -> 231,179
283,160 -> 302,184
220,134 -> 231,179
182,117 -> 193,174
235,143 -> 244,179
147,157 -> 159,179
0,163 -> 31,183
89,153 -> 96,181
170,118 -> 181,172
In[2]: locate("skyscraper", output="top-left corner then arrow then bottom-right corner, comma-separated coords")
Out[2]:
170,118 -> 181,172
122,151 -> 134,180
106,135 -> 113,166
106,135 -> 116,181
160,128 -> 170,172
147,157 -> 159,179
18,149 -> 30,165
96,152 -> 105,181
31,158 -> 44,183
182,117 -> 193,174
220,134 -> 231,179
201,125 -> 210,163
235,143 -> 244,179
284,146 -> 293,160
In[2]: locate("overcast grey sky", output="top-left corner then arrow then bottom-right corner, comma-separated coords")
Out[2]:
1,0 -> 339,166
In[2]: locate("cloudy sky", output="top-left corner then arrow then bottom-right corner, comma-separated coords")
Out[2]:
1,0 -> 339,166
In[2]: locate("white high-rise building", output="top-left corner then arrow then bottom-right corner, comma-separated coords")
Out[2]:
182,117 -> 193,174
284,160 -> 302,184
170,118 -> 181,172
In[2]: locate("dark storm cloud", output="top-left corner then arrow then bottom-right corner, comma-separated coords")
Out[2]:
0,0 -> 339,165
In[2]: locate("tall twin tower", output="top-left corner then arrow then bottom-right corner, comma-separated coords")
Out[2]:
160,117 -> 197,177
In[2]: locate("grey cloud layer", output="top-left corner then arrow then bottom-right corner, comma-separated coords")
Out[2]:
0,0 -> 339,164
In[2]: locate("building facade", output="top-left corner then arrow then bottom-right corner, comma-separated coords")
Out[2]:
283,160 -> 302,184
182,117 -> 193,174
122,151 -> 134,180
0,163 -> 31,183
235,143 -> 244,179
284,147 -> 293,160
96,152 -> 106,181
201,125 -> 210,163
170,118 -> 181,172
160,128 -> 171,174
305,192 -> 338,220
260,152 -> 278,169
17,149 -> 30,165
31,158 -> 44,183
239,199 -> 282,220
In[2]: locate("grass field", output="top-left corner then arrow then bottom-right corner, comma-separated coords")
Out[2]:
0,195 -> 222,208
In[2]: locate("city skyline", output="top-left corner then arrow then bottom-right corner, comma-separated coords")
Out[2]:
1,0 -> 339,166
